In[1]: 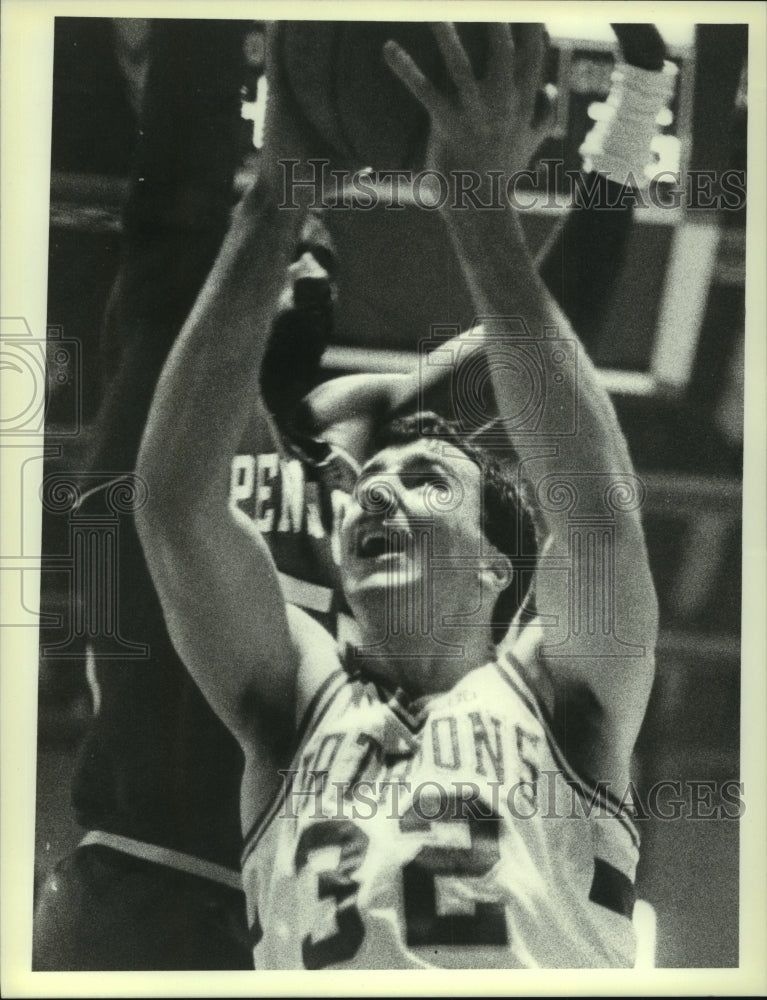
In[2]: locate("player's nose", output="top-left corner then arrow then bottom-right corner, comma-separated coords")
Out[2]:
291,252 -> 332,309
355,473 -> 410,523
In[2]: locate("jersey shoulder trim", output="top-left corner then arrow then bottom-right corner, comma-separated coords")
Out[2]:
241,668 -> 348,865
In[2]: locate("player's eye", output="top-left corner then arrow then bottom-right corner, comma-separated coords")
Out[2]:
407,471 -> 449,491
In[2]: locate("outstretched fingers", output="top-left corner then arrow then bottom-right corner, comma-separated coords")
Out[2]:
383,39 -> 443,116
430,22 -> 482,110
487,22 -> 515,89
514,23 -> 547,104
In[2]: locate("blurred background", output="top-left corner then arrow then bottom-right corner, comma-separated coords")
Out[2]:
38,18 -> 746,968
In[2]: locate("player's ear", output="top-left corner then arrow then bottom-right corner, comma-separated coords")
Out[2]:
480,552 -> 512,594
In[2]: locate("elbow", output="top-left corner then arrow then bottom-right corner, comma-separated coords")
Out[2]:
645,570 -> 660,641
136,411 -> 231,544
134,434 -> 188,552
613,518 -> 660,653
135,444 -> 231,572
135,468 -> 202,560
643,579 -> 660,666
633,526 -> 661,645
134,437 -> 157,550
133,469 -> 168,562
626,554 -> 661,662
632,573 -> 660,672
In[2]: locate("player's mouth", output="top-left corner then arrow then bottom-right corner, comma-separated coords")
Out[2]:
354,521 -> 415,564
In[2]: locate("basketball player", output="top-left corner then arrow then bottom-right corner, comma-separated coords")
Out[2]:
136,23 -> 658,969
32,20 -> 253,971
35,19 -> 667,971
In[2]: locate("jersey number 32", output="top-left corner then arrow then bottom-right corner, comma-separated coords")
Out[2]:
287,796 -> 508,969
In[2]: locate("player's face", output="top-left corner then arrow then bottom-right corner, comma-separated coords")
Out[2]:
262,220 -> 336,422
339,439 -> 493,623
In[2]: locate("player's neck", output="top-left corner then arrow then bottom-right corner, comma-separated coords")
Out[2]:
350,625 -> 495,698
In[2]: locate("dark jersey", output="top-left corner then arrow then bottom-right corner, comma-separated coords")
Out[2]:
71,402 -> 359,866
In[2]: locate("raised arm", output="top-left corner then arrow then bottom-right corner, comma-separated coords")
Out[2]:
306,26 -> 661,463
384,23 -> 659,781
135,36 -> 339,755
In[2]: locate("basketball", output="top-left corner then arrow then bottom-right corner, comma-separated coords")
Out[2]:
277,21 -> 490,170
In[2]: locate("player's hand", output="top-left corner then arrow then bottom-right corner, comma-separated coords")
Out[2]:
251,22 -> 314,206
383,23 -> 551,184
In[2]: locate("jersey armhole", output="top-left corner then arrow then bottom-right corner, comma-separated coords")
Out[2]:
494,653 -> 641,851
295,666 -> 347,750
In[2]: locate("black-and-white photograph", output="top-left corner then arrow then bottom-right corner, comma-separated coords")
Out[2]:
1,1 -> 765,994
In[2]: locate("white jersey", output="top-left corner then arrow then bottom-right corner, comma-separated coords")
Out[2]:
241,656 -> 640,969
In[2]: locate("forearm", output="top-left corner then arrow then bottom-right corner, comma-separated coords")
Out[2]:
537,177 -> 633,344
385,22 -> 657,774
138,179 -> 304,516
441,200 -> 633,470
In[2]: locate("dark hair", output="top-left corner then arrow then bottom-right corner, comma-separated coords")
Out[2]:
373,412 -> 539,645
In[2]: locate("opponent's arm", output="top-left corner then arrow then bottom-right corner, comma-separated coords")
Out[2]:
305,329 -> 486,460
384,24 -> 658,767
